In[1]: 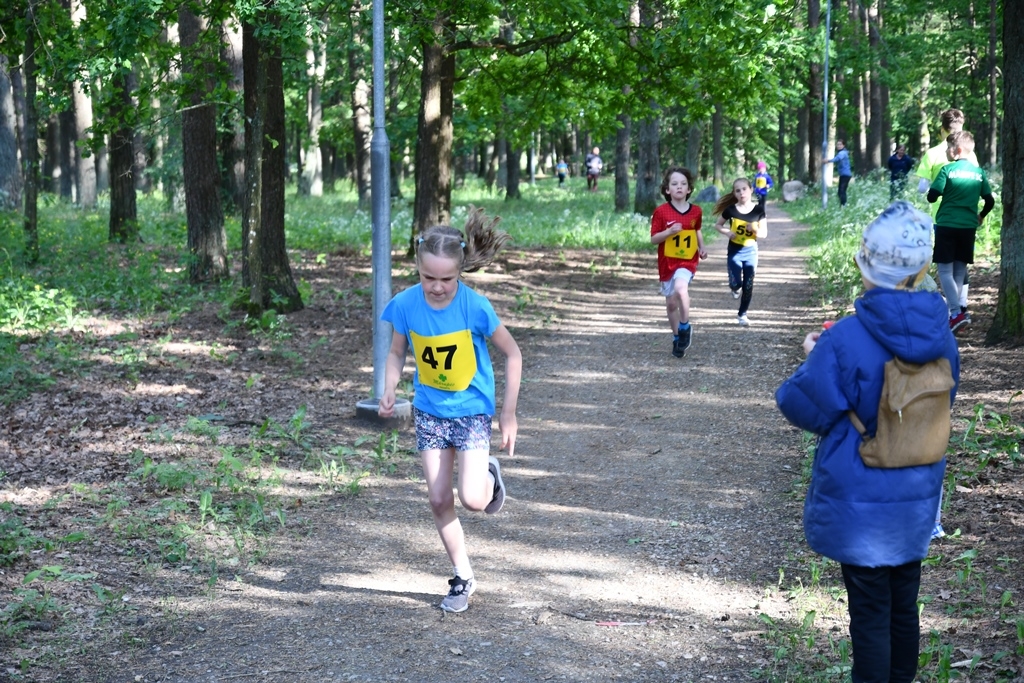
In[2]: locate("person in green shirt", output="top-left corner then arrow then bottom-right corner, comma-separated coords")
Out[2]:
915,108 -> 980,319
927,131 -> 994,333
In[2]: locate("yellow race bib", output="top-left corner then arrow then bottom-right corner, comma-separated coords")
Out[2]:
410,329 -> 476,391
663,230 -> 698,260
730,218 -> 758,247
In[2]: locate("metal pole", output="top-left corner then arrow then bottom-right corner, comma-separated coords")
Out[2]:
821,0 -> 832,210
357,0 -> 409,419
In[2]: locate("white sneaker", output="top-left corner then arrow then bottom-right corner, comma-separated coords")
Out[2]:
730,289 -> 740,299
737,315 -> 749,326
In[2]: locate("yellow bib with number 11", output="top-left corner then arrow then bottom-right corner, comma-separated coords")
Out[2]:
410,329 -> 476,391
663,231 -> 698,259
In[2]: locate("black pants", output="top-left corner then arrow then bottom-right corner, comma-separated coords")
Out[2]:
841,561 -> 922,683
838,175 -> 851,206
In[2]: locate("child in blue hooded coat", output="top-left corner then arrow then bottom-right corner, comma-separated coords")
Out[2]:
776,201 -> 960,683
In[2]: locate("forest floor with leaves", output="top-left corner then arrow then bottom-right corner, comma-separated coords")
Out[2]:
1,203 -> 1023,682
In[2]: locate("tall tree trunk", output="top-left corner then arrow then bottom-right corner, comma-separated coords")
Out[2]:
505,142 -> 521,200
242,16 -> 301,313
867,0 -> 884,170
180,5 -> 228,283
387,45 -> 404,198
70,0 -> 96,208
412,23 -> 454,249
776,110 -> 786,185
108,72 -> 138,242
220,19 -> 245,213
615,1 -> 639,212
712,103 -> 724,185
23,6 -> 40,264
96,134 -> 109,192
129,70 -> 150,194
301,31 -> 326,197
917,73 -> 930,154
59,102 -> 75,201
808,0 -> 822,183
796,104 -> 809,179
634,112 -> 660,216
614,112 -> 631,212
484,139 -> 497,191
986,0 -> 998,167
685,123 -> 702,173
43,117 -> 58,193
988,0 -> 1024,342
0,56 -> 22,210
496,133 -> 507,190
348,8 -> 370,207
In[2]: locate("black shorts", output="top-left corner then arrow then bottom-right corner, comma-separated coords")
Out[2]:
933,226 -> 977,264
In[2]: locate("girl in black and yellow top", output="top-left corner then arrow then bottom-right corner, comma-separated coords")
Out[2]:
713,178 -> 767,326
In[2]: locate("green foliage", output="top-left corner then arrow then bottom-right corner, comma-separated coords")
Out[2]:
783,176 -> 1002,310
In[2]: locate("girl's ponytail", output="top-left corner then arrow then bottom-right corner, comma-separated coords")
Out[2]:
416,206 -> 509,273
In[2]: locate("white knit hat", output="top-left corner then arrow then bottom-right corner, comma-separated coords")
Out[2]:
855,201 -> 934,289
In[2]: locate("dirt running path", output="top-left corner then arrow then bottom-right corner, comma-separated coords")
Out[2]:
123,204 -> 821,682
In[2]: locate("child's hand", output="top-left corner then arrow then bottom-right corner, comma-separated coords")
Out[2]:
698,248 -> 708,260
802,332 -> 820,356
666,222 -> 683,236
378,389 -> 397,418
499,410 -> 518,457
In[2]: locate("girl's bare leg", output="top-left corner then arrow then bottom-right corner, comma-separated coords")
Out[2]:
420,448 -> 469,570
456,449 -> 492,511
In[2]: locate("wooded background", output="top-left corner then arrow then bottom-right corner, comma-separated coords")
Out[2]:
0,0 -> 1020,336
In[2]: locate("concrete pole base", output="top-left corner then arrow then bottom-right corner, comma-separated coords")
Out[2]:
355,397 -> 412,423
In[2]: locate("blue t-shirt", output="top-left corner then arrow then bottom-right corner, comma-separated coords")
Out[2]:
382,282 -> 501,418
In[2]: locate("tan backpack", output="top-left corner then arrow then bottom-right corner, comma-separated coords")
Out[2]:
848,356 -> 955,468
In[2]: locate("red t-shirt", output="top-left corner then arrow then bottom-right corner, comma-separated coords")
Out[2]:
651,202 -> 703,281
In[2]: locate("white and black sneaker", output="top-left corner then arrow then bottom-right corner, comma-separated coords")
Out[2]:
440,575 -> 476,613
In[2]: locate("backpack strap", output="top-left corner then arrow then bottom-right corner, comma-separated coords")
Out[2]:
848,410 -> 867,435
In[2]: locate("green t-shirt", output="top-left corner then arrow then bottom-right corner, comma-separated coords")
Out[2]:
931,159 -> 991,229
915,143 -> 979,218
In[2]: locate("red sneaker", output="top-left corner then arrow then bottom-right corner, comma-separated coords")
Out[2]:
949,312 -> 969,333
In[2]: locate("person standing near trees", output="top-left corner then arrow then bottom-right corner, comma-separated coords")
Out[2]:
712,178 -> 767,326
556,158 -> 569,187
649,166 -> 707,358
887,144 -> 916,200
378,208 -> 522,614
776,201 -> 960,683
585,147 -> 603,192
915,108 -> 979,322
824,139 -> 853,207
753,161 -> 774,210
928,131 -> 995,334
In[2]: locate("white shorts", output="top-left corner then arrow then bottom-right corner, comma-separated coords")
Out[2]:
660,267 -> 694,297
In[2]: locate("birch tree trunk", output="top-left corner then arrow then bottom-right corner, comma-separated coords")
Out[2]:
70,0 -> 96,208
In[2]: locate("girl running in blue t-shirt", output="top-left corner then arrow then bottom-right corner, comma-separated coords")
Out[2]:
378,207 -> 522,613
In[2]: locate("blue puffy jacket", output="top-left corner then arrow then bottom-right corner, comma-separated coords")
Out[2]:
775,288 -> 960,567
